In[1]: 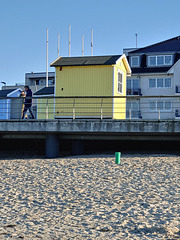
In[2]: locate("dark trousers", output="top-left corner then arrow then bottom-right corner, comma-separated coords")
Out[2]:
22,106 -> 35,119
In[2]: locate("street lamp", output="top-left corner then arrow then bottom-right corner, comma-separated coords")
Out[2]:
1,82 -> 6,89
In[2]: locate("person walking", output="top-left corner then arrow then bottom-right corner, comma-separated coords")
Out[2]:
22,86 -> 35,119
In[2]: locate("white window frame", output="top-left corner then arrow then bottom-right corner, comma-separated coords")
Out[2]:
117,70 -> 123,94
148,55 -> 173,66
149,100 -> 172,112
131,56 -> 139,67
149,78 -> 171,88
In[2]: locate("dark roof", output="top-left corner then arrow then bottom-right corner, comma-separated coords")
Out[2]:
0,89 -> 18,97
51,55 -> 121,67
130,36 -> 180,54
34,87 -> 54,95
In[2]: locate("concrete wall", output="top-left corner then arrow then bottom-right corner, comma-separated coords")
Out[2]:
1,119 -> 180,135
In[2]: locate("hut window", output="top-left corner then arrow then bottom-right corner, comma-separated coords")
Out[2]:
118,71 -> 123,94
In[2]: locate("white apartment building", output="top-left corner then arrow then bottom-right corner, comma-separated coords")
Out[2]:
124,36 -> 180,120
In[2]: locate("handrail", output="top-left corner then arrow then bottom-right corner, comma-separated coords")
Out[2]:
0,95 -> 180,100
0,95 -> 180,121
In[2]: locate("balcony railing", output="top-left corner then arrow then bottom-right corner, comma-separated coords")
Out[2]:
127,88 -> 142,95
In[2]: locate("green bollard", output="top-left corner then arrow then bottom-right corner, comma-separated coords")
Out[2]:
115,152 -> 121,164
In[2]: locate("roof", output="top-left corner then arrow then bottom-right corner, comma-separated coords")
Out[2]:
34,86 -> 54,95
0,89 -> 21,97
25,72 -> 55,79
51,55 -> 122,67
130,36 -> 180,54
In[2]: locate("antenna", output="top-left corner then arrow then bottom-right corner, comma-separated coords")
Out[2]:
91,29 -> 93,56
69,25 -> 71,57
135,33 -> 137,48
82,35 -> 84,56
46,28 -> 48,87
58,33 -> 60,58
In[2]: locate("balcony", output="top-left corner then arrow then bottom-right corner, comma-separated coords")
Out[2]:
127,88 -> 142,96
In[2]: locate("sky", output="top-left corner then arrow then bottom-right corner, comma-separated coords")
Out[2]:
0,0 -> 180,86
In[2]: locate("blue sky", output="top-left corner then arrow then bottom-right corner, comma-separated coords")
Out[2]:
0,0 -> 180,86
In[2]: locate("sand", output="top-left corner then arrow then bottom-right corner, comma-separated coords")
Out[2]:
0,153 -> 179,239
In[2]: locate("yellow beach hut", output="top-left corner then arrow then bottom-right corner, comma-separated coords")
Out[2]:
51,54 -> 131,119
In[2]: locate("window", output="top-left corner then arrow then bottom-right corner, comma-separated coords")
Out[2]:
48,78 -> 54,85
165,56 -> 172,65
157,101 -> 163,110
126,78 -> 141,95
157,78 -> 163,88
127,79 -> 140,89
131,56 -> 139,67
149,101 -> 156,111
148,55 -> 173,66
39,79 -> 44,85
35,80 -> 39,85
165,78 -> 171,87
164,101 -> 171,110
149,79 -> 156,88
133,79 -> 139,89
149,56 -> 156,66
149,78 -> 171,88
157,56 -> 164,65
127,79 -> 131,89
118,71 -> 123,94
149,101 -> 172,111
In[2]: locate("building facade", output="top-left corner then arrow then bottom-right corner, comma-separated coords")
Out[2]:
124,36 -> 180,120
25,72 -> 55,93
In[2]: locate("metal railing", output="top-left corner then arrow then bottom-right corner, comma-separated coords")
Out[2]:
0,95 -> 180,121
127,88 -> 142,96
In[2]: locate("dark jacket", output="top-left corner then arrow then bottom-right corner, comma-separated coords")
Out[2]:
25,89 -> 33,107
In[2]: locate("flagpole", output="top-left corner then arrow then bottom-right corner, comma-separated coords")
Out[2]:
46,28 -> 49,87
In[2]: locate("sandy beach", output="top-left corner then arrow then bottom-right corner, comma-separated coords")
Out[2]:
0,153 -> 179,239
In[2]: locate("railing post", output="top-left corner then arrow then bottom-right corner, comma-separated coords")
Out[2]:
158,109 -> 160,120
129,108 -> 131,120
73,97 -> 76,120
100,97 -> 103,120
46,98 -> 48,120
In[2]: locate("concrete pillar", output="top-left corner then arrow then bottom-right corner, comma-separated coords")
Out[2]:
72,140 -> 84,155
46,134 -> 59,158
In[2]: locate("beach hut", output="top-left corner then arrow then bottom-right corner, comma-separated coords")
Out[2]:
51,55 -> 131,119
34,86 -> 54,119
0,88 -> 22,119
